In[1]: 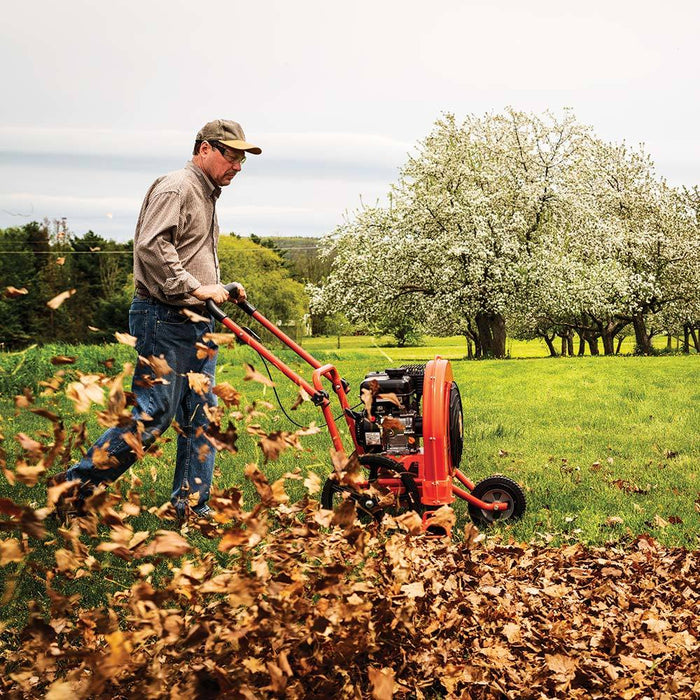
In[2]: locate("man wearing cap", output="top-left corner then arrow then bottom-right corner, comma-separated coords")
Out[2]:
52,119 -> 262,522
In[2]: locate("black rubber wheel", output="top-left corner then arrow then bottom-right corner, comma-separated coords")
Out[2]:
467,475 -> 526,526
448,381 -> 464,469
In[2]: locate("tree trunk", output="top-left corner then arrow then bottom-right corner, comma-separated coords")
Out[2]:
666,332 -> 673,351
632,313 -> 652,355
615,335 -> 625,354
577,331 -> 586,356
587,334 -> 600,356
465,337 -> 474,359
475,311 -> 506,358
567,334 -> 574,356
601,328 -> 615,355
560,335 -> 567,357
689,326 -> 700,353
541,333 -> 558,357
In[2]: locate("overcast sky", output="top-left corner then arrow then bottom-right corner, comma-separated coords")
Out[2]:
0,0 -> 697,242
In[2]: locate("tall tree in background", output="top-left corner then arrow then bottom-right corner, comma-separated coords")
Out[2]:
313,109 -> 700,357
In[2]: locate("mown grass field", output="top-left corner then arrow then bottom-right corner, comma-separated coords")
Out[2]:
0,335 -> 698,624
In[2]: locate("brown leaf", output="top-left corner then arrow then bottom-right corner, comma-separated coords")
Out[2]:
187,372 -> 211,396
146,355 -> 173,378
202,332 -> 237,346
304,470 -> 322,495
5,286 -> 28,298
395,511 -> 423,534
381,416 -> 405,437
213,381 -> 241,407
377,392 -> 403,409
180,308 -> 210,323
291,388 -> 310,410
15,433 -> 44,457
45,681 -> 76,699
205,421 -> 238,453
47,289 -> 76,310
545,653 -> 577,679
14,462 -> 46,486
115,331 -> 137,347
195,342 -> 217,360
136,530 -> 191,558
368,667 -> 395,700
30,408 -> 60,422
243,362 -> 274,387
0,538 -> 24,566
50,355 -> 76,365
14,388 -> 33,409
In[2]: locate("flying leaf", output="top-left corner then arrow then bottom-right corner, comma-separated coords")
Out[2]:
291,388 -> 310,410
203,332 -> 237,346
187,372 -> 211,396
47,289 -> 76,310
181,308 -> 210,323
304,470 -> 321,495
212,381 -> 241,407
243,362 -> 274,387
135,530 -> 191,558
378,392 -> 403,409
115,332 -> 137,347
195,342 -> 217,360
0,538 -> 24,566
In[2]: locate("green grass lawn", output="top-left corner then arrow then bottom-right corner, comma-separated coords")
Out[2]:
0,335 -> 698,624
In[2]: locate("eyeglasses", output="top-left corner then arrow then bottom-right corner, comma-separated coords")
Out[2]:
209,141 -> 246,164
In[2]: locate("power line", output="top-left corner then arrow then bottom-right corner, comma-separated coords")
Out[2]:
0,245 -> 323,255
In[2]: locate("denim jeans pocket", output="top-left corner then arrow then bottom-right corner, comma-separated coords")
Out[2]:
160,307 -> 191,325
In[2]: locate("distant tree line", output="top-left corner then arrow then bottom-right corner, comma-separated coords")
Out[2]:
0,221 -> 309,349
311,109 -> 700,357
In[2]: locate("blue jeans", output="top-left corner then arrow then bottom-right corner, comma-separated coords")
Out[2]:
66,297 -> 219,517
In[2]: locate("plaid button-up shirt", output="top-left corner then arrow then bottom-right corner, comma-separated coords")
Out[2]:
133,161 -> 221,307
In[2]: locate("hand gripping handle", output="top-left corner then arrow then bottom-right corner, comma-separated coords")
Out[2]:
206,283 -> 256,321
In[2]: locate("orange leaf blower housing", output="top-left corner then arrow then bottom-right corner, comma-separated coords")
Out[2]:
208,287 -> 526,535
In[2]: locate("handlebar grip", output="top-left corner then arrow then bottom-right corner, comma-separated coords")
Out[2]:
205,298 -> 226,321
205,283 -> 256,322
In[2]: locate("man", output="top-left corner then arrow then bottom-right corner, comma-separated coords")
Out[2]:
53,119 -> 261,521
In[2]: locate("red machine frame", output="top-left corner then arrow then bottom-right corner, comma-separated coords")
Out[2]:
207,293 -> 508,523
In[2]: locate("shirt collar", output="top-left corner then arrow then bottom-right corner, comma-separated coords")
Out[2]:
186,160 -> 222,201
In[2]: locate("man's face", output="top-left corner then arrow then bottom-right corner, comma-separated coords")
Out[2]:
199,142 -> 246,187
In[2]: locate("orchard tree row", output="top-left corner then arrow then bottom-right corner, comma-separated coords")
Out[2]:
311,109 -> 700,357
0,222 -> 308,349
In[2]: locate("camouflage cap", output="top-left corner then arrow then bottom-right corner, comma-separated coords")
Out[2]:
196,119 -> 262,155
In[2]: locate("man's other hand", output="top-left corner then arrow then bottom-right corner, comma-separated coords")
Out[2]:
192,284 -> 230,304
228,282 -> 247,301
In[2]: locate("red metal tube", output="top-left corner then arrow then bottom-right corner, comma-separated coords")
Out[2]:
251,309 -> 324,370
218,316 -> 317,397
453,468 -> 476,491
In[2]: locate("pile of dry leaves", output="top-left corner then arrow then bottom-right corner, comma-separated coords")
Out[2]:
1,472 -> 699,699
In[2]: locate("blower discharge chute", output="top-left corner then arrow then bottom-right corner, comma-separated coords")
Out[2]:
207,285 -> 526,534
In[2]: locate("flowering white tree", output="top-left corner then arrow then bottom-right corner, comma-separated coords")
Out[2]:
313,109 -> 699,357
